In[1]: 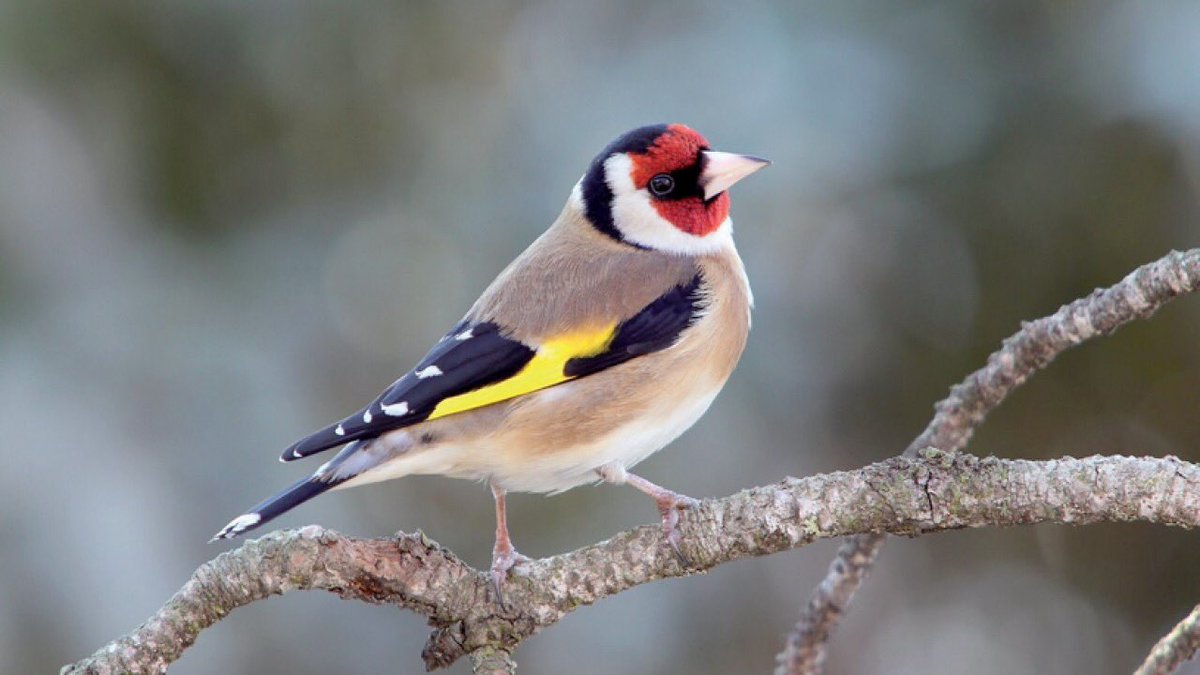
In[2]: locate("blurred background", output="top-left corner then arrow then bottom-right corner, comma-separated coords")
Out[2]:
2,1 -> 1199,673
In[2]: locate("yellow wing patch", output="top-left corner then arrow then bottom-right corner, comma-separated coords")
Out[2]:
427,323 -> 617,420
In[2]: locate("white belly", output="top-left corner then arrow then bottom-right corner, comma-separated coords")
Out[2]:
487,386 -> 722,494
338,385 -> 723,495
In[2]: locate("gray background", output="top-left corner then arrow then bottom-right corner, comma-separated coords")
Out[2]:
3,2 -> 1199,673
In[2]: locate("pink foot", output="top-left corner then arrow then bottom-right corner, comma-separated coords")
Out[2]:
652,489 -> 701,566
488,481 -> 529,604
598,465 -> 700,566
490,545 -> 531,604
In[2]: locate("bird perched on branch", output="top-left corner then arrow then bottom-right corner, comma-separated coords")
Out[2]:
213,123 -> 768,593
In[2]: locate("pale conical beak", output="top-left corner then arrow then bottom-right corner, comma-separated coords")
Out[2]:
699,151 -> 770,200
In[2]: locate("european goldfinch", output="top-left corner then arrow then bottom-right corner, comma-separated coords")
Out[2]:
214,123 -> 768,590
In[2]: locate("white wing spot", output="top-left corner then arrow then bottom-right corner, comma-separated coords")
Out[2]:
363,410 -> 373,423
219,513 -> 261,538
415,365 -> 443,379
382,401 -> 410,416
334,424 -> 345,436
454,329 -> 474,341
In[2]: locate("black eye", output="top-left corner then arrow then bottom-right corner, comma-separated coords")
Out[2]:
648,173 -> 674,197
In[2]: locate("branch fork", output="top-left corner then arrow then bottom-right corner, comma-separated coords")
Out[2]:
64,248 -> 1200,675
66,450 -> 1200,674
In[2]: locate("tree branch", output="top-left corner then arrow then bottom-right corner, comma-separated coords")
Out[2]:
777,248 -> 1200,675
1136,603 -> 1200,675
65,451 -> 1200,674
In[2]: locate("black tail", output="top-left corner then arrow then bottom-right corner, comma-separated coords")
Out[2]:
211,475 -> 346,541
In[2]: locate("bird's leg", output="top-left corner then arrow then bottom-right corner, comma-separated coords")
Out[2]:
489,480 -> 529,602
596,463 -> 700,565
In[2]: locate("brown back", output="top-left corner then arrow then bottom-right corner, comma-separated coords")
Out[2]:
468,204 -> 700,342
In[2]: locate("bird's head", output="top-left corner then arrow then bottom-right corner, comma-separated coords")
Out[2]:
574,124 -> 769,255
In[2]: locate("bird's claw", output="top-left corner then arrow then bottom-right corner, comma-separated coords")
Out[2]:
490,547 -> 531,606
655,492 -> 700,567
599,469 -> 702,567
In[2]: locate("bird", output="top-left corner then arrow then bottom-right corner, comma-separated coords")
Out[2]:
213,123 -> 768,593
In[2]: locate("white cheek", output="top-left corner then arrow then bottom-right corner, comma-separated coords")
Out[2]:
569,179 -> 585,210
603,154 -> 735,256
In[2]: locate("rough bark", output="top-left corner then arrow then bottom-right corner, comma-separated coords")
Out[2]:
776,248 -> 1200,675
65,451 -> 1200,674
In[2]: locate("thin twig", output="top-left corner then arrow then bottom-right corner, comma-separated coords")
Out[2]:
1135,604 -> 1200,675
776,248 -> 1200,675
64,451 -> 1200,674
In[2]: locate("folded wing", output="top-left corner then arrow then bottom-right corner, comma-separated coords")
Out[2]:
281,271 -> 706,461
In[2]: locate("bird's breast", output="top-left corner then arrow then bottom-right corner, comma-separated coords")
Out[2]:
484,381 -> 725,494
481,254 -> 751,493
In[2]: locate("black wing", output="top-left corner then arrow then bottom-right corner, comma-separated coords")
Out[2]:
281,321 -> 533,460
281,271 -> 706,461
564,272 -> 706,377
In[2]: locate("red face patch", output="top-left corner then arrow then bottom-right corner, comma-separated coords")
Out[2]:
628,124 -> 730,237
629,124 -> 708,186
650,192 -> 730,237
